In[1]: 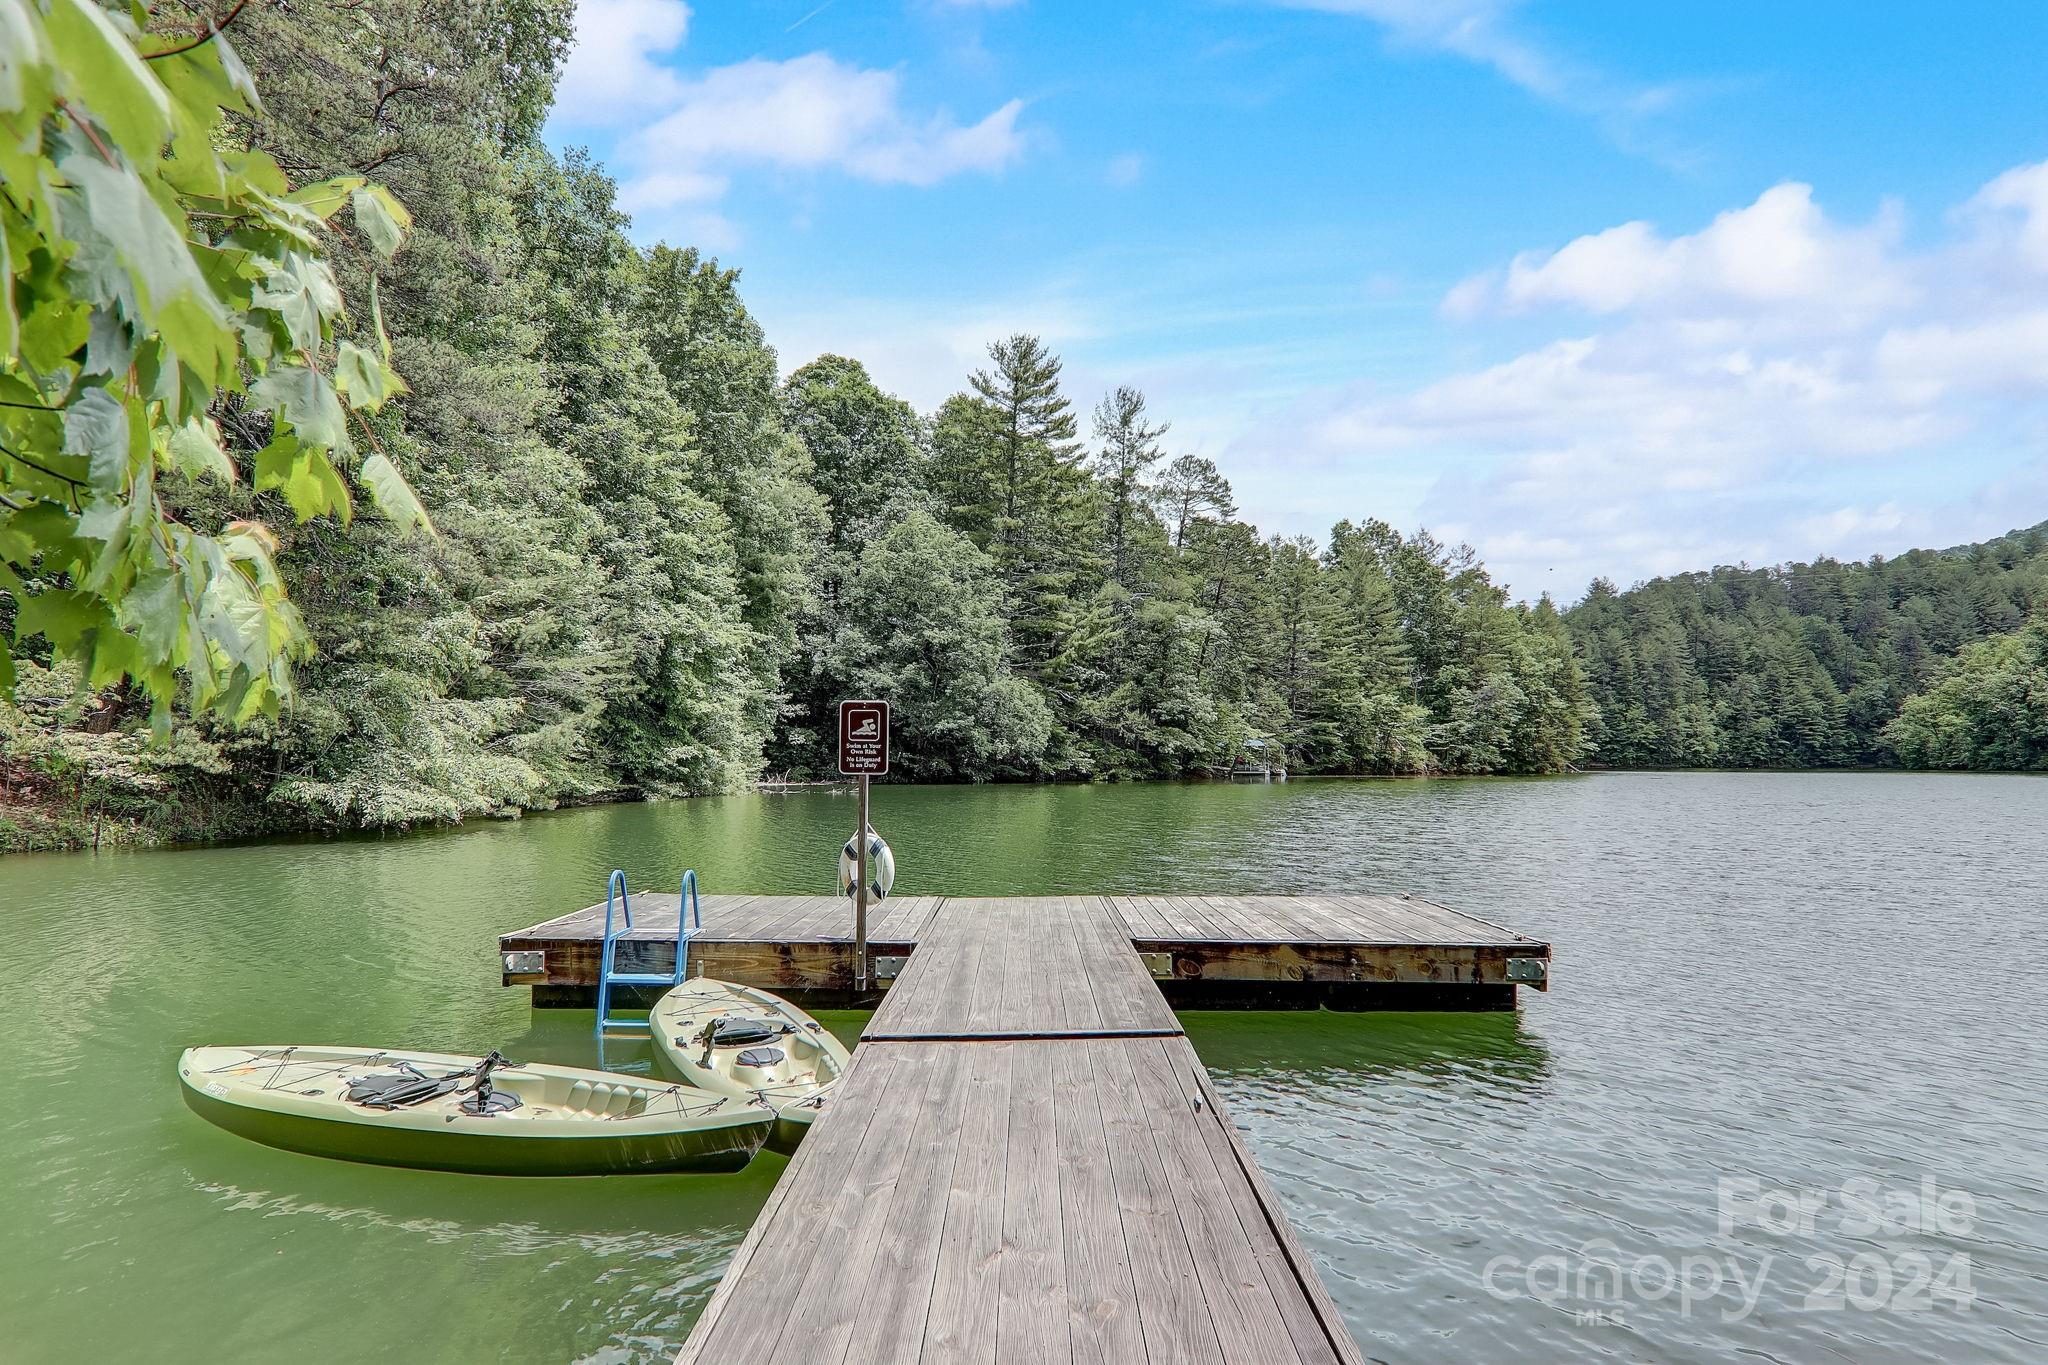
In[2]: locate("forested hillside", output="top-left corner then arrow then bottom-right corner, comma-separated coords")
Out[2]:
1566,522 -> 2048,767
11,3 -> 2040,853
0,0 -> 1591,849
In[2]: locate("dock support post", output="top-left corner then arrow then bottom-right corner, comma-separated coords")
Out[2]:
855,773 -> 870,993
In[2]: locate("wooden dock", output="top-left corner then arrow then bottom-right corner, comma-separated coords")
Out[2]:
495,891 -> 1553,1362
674,898 -> 1370,1364
500,891 -> 1549,1011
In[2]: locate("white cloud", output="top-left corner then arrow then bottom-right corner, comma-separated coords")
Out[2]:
1105,152 -> 1146,187
622,55 -> 1022,205
1966,160 -> 2048,272
550,4 -> 1028,231
553,0 -> 691,128
1799,502 -> 1907,552
1276,0 -> 1701,162
1875,311 -> 2048,405
1286,0 -> 1566,99
1451,183 -> 1910,325
1230,159 -> 2048,596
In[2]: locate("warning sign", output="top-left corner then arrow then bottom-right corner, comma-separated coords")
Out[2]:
838,699 -> 890,776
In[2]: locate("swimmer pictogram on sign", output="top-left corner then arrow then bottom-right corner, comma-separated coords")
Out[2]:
838,700 -> 889,776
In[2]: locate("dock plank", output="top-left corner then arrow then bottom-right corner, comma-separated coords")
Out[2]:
671,885 -> 1389,1365
920,1042 -> 1014,1364
682,1044 -> 905,1363
1049,1042 -> 1147,1364
995,1036 -> 1066,1365
1096,1036 -> 1228,1365
840,1045 -> 973,1364
1127,1034 -> 1314,1363
863,898 -> 1179,1040
677,1037 -> 1361,1365
1291,893 -> 1438,943
1180,893 -> 1306,943
764,1050 -> 938,1363
1170,1055 -> 1365,1365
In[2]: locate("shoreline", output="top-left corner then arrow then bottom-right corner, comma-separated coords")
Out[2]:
4,763 -> 2036,858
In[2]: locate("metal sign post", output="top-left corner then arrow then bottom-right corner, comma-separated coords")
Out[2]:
856,774 -> 870,990
837,699 -> 890,992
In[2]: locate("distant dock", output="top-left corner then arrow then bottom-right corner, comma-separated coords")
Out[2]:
499,891 -> 1550,1011
497,891 -> 1551,1363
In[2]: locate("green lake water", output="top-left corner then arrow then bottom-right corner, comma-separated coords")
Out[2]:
4,772 -> 2046,1362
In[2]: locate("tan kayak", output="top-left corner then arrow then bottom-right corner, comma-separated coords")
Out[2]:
650,979 -> 851,1155
178,1045 -> 771,1175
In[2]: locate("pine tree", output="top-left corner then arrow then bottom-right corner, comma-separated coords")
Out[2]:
1156,455 -> 1237,549
952,336 -> 1103,703
969,334 -> 1083,541
512,150 -> 764,793
218,0 -> 618,827
1326,520 -> 1416,696
1264,536 -> 1348,768
1091,386 -> 1168,591
1564,520 -> 2048,768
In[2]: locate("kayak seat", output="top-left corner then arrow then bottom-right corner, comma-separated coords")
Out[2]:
343,1067 -> 466,1110
709,1016 -> 785,1048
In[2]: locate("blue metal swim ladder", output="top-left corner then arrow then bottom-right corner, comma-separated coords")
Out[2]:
594,868 -> 701,1037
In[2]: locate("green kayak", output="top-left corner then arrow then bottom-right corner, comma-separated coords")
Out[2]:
178,1045 -> 771,1175
650,978 -> 851,1156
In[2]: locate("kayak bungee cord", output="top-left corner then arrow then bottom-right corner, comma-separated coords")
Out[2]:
613,1085 -> 742,1121
204,1048 -> 399,1095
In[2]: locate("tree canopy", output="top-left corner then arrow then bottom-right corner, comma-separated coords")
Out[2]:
14,0 -> 2036,853
1566,522 -> 2048,768
1882,618 -> 2048,770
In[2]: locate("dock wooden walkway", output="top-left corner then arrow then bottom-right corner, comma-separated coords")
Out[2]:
501,891 -> 1548,1010
675,898 -> 1368,1364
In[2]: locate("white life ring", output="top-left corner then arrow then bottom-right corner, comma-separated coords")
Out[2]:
839,828 -> 894,901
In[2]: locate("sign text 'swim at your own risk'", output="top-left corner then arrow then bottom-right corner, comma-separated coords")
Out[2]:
838,699 -> 889,776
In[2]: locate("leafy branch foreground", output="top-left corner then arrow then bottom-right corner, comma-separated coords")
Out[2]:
1,0 -> 426,730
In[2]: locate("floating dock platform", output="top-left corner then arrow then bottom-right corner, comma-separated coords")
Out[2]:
679,898 -> 1370,1364
500,891 -> 1550,1011
495,891 -> 1551,1362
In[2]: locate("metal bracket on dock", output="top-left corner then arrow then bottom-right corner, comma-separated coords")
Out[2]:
1140,951 -> 1174,978
503,949 -> 544,976
1506,956 -> 1548,983
873,953 -> 907,981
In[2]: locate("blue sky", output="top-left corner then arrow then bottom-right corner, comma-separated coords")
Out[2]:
545,1 -> 2048,600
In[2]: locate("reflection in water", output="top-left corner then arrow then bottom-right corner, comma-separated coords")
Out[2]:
4,773 -> 2047,1363
1187,1008 -> 1553,1095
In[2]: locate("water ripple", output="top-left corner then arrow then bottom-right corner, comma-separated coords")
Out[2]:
3,772 -> 2044,1361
